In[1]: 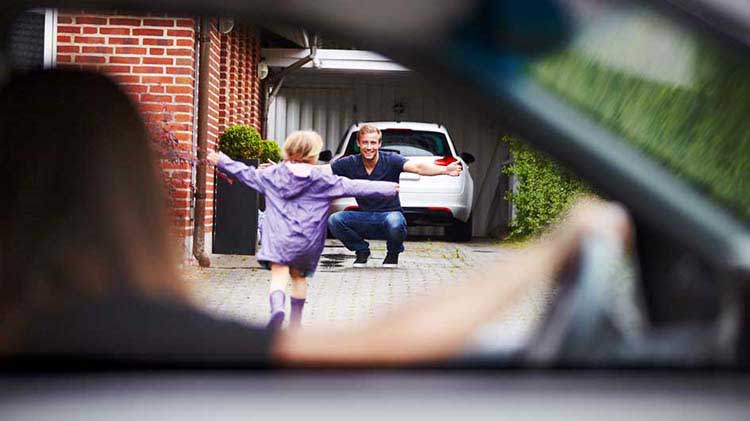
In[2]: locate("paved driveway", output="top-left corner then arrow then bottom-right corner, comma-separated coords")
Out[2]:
184,239 -> 556,352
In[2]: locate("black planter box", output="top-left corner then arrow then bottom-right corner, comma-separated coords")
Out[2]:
212,158 -> 259,255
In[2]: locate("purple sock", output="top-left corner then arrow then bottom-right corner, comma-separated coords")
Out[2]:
268,290 -> 286,330
290,297 -> 306,328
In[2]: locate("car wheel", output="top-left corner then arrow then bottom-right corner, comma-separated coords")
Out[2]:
446,215 -> 472,242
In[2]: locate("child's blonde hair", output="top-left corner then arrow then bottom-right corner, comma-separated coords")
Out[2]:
282,130 -> 323,163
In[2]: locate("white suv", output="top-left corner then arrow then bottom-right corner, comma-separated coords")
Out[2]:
325,121 -> 475,241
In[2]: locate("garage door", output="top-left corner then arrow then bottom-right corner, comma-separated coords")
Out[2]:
267,72 -> 511,237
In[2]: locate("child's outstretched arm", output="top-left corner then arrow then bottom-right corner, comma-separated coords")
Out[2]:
207,151 -> 265,193
326,176 -> 398,199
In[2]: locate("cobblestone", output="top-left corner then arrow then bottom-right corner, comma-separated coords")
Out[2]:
183,239 -> 554,350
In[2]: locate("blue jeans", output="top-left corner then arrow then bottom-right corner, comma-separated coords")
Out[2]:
328,211 -> 407,254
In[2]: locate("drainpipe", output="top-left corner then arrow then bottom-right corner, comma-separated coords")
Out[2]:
261,32 -> 318,137
192,16 -> 211,267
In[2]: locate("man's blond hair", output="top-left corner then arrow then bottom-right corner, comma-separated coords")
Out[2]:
357,124 -> 382,141
282,130 -> 324,163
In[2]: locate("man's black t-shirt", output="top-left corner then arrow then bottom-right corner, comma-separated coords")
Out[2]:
331,152 -> 407,212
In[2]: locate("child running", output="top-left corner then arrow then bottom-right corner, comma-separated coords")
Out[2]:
208,131 -> 398,330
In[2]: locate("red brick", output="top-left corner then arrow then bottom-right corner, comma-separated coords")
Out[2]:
140,94 -> 174,103
150,48 -> 165,55
109,17 -> 141,26
112,75 -> 140,84
133,66 -> 165,74
58,25 -> 81,34
58,16 -> 73,24
57,54 -> 72,63
143,57 -> 173,65
57,35 -> 72,43
125,85 -> 148,94
133,28 -> 164,36
115,47 -> 147,55
174,95 -> 193,104
99,65 -> 132,73
100,27 -> 131,35
174,76 -> 193,85
143,38 -> 173,46
166,85 -> 193,94
175,19 -> 194,28
142,76 -> 174,84
108,37 -> 140,45
74,55 -> 106,64
173,114 -> 192,122
74,36 -> 105,44
149,85 -> 166,93
175,39 -> 194,47
140,104 -> 169,114
175,58 -> 192,66
166,48 -> 193,57
76,16 -> 107,25
83,27 -> 98,34
82,46 -> 113,54
167,29 -> 193,37
58,45 -> 80,53
166,67 -> 192,75
143,19 -> 175,27
110,56 -> 140,64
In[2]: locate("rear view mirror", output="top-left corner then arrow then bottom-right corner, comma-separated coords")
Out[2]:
318,150 -> 333,162
460,152 -> 475,164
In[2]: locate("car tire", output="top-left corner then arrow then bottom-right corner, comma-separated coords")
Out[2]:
445,215 -> 472,242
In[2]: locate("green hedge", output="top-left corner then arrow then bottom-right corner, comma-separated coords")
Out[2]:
530,46 -> 750,220
219,125 -> 281,164
502,136 -> 588,240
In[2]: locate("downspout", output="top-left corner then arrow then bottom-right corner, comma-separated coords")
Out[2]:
261,32 -> 318,137
192,16 -> 211,267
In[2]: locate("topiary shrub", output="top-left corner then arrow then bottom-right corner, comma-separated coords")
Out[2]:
219,125 -> 263,161
258,138 -> 281,163
218,124 -> 281,164
502,135 -> 589,240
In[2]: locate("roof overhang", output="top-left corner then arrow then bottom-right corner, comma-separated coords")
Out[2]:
262,48 -> 410,73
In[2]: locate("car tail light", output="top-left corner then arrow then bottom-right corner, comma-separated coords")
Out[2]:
428,207 -> 453,216
434,156 -> 457,166
345,205 -> 360,211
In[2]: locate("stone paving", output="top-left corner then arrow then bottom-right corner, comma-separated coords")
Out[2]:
183,238 -> 557,351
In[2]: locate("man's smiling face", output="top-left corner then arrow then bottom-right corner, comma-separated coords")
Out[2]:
357,132 -> 381,162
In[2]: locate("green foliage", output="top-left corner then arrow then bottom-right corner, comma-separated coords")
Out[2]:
257,139 -> 281,163
218,124 -> 281,163
502,136 -> 588,240
530,45 -> 750,220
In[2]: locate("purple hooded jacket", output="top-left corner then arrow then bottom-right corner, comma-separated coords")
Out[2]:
216,153 -> 398,272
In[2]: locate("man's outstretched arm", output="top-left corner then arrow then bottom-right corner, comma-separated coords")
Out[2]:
403,159 -> 462,176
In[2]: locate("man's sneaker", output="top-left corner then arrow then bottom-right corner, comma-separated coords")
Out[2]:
382,252 -> 399,268
353,250 -> 370,268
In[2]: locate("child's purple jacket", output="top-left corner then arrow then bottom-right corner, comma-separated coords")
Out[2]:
216,153 -> 397,272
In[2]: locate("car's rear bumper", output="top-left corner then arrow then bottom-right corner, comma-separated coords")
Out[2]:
330,199 -> 471,224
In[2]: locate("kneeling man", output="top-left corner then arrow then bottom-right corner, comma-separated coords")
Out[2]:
326,124 -> 462,268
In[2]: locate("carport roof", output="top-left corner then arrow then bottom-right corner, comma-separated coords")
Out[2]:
262,48 -> 410,73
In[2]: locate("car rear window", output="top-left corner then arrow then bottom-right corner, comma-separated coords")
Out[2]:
344,129 -> 451,157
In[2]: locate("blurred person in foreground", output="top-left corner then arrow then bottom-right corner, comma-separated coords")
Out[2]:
0,70 -> 632,367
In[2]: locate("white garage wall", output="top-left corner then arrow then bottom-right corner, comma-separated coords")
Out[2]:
266,72 -> 511,237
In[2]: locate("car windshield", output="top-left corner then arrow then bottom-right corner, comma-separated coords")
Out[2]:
528,0 -> 750,221
343,129 -> 452,157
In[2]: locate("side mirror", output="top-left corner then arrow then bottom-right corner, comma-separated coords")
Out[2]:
318,150 -> 333,162
460,152 -> 475,164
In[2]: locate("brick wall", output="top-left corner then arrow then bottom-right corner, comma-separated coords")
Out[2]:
219,24 -> 262,133
56,11 -> 263,259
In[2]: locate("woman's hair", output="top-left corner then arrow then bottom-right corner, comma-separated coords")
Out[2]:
282,130 -> 323,163
0,70 -> 185,345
